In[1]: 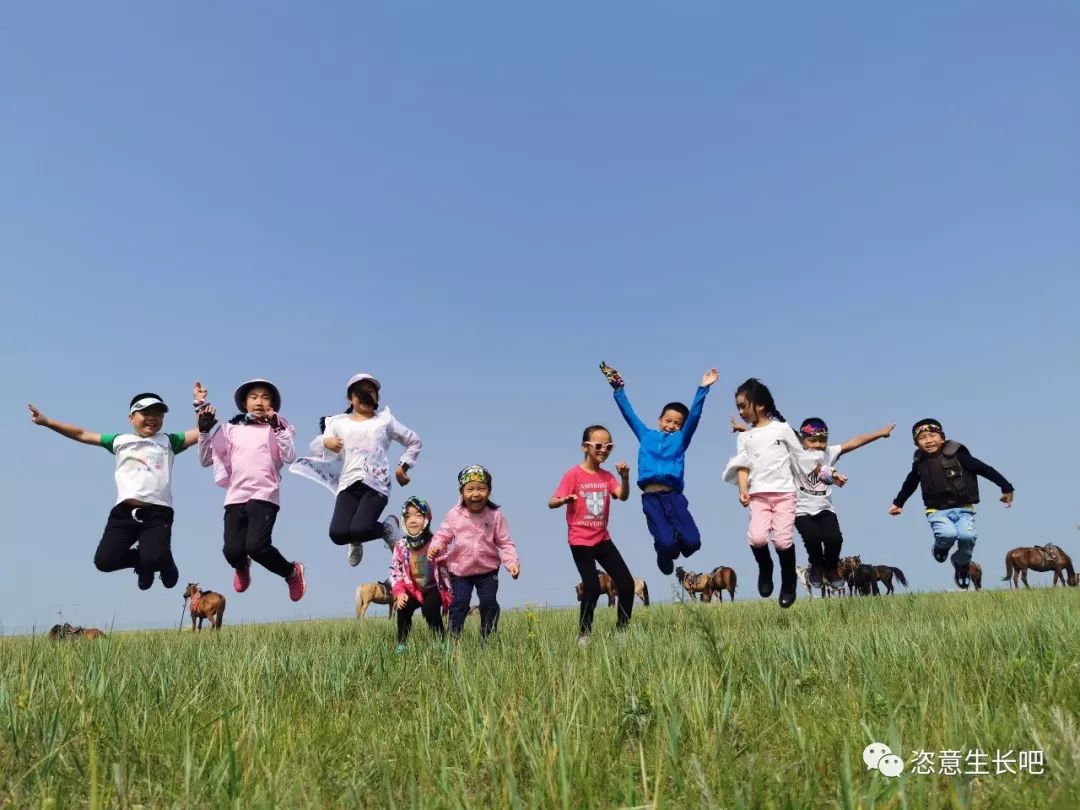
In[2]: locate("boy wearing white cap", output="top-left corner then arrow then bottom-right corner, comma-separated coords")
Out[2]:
27,390 -> 200,590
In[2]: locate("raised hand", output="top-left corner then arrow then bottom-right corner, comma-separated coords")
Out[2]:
614,461 -> 630,477
701,368 -> 719,387
197,405 -> 218,433
27,403 -> 48,426
729,415 -> 747,433
193,380 -> 208,404
878,423 -> 896,439
264,411 -> 282,430
599,361 -> 624,389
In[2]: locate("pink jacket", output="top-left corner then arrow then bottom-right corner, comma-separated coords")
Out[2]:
429,504 -> 520,577
388,539 -> 452,610
198,418 -> 296,506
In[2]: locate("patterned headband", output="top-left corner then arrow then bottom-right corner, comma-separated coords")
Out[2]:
799,422 -> 829,438
458,465 -> 492,488
913,422 -> 943,439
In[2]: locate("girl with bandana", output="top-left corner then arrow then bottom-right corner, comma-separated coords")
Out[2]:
549,424 -> 635,645
788,418 -> 895,591
427,465 -> 520,640
389,496 -> 450,652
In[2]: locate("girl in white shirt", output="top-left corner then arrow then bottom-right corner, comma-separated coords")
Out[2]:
723,378 -> 835,609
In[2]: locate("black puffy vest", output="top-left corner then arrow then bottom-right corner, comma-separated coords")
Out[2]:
914,440 -> 980,509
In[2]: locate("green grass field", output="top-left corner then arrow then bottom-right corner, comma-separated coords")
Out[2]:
2,587 -> 1078,809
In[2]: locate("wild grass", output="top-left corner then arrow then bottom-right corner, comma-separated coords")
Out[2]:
2,587 -> 1078,808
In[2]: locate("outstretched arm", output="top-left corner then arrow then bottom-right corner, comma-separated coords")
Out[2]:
612,387 -> 647,439
27,404 -> 101,446
837,423 -> 895,457
680,369 -> 718,448
889,466 -> 920,514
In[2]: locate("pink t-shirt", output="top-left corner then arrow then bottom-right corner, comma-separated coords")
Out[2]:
553,465 -> 621,547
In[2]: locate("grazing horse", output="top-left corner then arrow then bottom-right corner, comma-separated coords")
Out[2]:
183,583 -> 226,631
675,567 -> 713,602
964,561 -> 983,591
1002,545 -> 1077,589
868,565 -> 909,595
839,556 -> 879,596
796,565 -> 845,598
708,566 -> 737,602
355,580 -> 396,618
46,623 -> 106,640
575,573 -> 651,606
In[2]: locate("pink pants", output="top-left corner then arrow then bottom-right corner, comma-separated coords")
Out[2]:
747,492 -> 796,550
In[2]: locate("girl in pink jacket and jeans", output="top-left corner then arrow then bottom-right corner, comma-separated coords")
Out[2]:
196,379 -> 306,601
427,465 -> 520,639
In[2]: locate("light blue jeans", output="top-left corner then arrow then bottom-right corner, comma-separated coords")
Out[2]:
927,508 -> 976,568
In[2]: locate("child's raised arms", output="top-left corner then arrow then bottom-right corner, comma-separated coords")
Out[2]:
27,404 -> 101,446
837,423 -> 895,457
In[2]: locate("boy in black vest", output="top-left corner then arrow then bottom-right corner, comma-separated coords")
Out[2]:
889,419 -> 1014,588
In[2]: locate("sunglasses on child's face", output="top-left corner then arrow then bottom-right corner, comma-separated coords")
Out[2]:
583,442 -> 614,452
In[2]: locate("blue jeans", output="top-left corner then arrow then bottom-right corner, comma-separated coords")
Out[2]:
448,570 -> 500,638
927,508 -> 977,568
642,491 -> 702,563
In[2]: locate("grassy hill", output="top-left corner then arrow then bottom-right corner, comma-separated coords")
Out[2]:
2,588 -> 1078,808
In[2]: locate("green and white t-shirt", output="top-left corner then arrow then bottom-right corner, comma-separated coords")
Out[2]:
100,432 -> 187,507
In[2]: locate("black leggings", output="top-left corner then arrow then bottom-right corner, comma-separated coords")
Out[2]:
223,500 -> 294,579
571,540 -> 635,634
396,588 -> 446,643
794,511 -> 844,570
95,503 -> 176,575
329,481 -> 388,545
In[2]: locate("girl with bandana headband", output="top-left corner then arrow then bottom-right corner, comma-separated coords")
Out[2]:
427,465 -> 521,640
788,418 -> 895,591
389,496 -> 450,651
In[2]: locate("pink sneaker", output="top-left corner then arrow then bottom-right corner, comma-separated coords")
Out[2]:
287,562 -> 306,602
233,558 -> 252,593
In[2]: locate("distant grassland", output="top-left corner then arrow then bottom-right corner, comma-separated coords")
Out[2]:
2,588 -> 1078,808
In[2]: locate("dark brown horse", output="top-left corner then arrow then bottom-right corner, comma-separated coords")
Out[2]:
47,623 -> 106,640
839,556 -> 878,596
575,573 -> 651,606
675,567 -> 713,601
183,583 -> 226,631
708,566 -> 737,602
964,561 -> 983,591
868,565 -> 908,595
1002,545 -> 1077,589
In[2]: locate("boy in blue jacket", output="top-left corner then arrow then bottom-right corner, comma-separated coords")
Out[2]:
601,362 -> 718,574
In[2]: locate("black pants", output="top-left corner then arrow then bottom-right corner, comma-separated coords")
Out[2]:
449,570 -> 499,638
329,481 -> 388,545
397,588 -> 446,643
95,503 -> 176,578
571,540 -> 634,634
223,500 -> 294,579
794,511 -> 844,570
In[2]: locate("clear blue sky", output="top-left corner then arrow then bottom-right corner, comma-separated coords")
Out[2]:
3,3 -> 1078,633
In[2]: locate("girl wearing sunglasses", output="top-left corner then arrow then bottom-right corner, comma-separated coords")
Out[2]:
549,425 -> 635,645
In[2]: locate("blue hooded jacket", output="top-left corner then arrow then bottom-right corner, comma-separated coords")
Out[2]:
613,385 -> 709,492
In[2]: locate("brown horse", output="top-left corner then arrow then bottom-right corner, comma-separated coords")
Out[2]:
575,574 -> 651,606
46,623 -> 106,640
868,565 -> 908,595
708,566 -> 737,602
355,580 -> 396,618
1002,545 -> 1077,589
964,561 -> 983,591
183,583 -> 226,631
675,567 -> 713,602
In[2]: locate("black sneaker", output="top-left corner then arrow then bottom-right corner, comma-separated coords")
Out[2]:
137,566 -> 154,591
779,591 -> 796,609
954,567 -> 970,590
808,565 -> 823,588
159,559 -> 179,589
656,551 -> 674,576
932,546 -> 949,563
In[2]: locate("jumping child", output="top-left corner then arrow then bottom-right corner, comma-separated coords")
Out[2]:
196,379 -> 306,601
600,361 -> 719,575
389,496 -> 450,652
27,390 -> 200,590
549,425 -> 634,645
723,378 -> 833,608
890,418 -> 1014,589
427,465 -> 520,640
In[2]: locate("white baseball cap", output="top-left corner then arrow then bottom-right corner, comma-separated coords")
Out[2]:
346,373 -> 381,394
129,394 -> 169,414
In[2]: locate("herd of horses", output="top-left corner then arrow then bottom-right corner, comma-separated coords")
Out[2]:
43,545 -> 1079,638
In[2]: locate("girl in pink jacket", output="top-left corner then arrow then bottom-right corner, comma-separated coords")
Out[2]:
427,465 -> 520,639
196,379 -> 306,602
389,496 -> 450,651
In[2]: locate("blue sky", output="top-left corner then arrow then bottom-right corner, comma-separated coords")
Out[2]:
2,3 -> 1078,633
